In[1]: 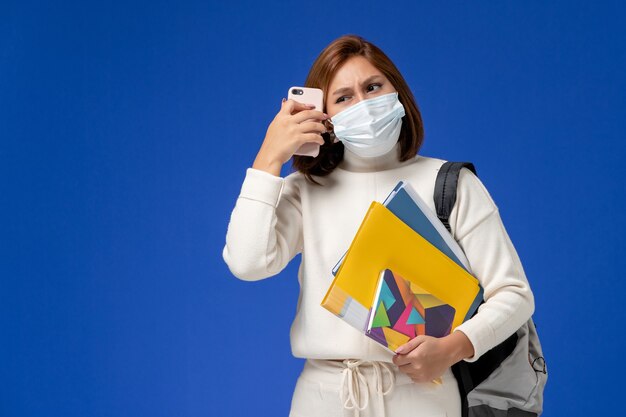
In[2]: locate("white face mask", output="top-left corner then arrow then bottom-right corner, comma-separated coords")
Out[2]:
330,92 -> 405,158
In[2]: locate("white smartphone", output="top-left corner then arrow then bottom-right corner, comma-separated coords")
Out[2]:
287,86 -> 324,157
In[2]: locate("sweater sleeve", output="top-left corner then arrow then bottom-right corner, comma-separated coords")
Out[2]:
450,168 -> 535,362
222,167 -> 304,281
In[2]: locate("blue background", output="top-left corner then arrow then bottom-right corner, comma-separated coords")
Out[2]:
2,1 -> 625,416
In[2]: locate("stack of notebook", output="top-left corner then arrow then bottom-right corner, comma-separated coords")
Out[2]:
320,181 -> 483,353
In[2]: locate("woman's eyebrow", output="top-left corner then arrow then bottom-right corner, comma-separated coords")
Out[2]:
332,75 -> 384,96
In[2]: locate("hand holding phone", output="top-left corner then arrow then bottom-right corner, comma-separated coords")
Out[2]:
253,87 -> 328,176
287,87 -> 325,157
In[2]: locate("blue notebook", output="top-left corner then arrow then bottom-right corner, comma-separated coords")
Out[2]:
332,180 -> 471,276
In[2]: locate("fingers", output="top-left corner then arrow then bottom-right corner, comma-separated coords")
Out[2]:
273,98 -> 327,151
299,133 -> 325,146
281,99 -> 319,115
294,123 -> 326,149
391,336 -> 447,384
393,354 -> 415,367
292,108 -> 328,123
393,354 -> 438,384
298,121 -> 327,135
393,359 -> 435,384
395,335 -> 428,355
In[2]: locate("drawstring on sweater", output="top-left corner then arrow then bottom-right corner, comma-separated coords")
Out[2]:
339,359 -> 396,417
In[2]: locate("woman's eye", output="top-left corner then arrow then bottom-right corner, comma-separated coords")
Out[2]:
336,96 -> 349,103
367,83 -> 382,92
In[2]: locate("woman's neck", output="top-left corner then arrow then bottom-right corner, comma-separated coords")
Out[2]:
337,141 -> 416,173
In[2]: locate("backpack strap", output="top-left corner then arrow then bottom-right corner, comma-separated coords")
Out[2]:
434,162 -> 477,233
434,161 -> 476,417
434,161 -> 518,417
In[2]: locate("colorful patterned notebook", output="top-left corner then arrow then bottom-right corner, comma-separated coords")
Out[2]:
366,268 -> 456,353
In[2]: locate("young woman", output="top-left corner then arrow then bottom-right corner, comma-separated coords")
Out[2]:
223,34 -> 534,417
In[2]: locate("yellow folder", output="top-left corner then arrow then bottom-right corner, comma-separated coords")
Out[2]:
321,201 -> 482,332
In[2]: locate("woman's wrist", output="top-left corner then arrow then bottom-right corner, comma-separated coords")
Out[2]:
442,330 -> 475,364
252,152 -> 282,177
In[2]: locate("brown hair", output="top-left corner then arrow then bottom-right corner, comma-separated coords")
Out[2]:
291,34 -> 425,185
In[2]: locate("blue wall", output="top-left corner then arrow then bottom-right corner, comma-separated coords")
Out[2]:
1,1 -> 624,415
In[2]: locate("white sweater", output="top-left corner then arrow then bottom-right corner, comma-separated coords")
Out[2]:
222,141 -> 534,363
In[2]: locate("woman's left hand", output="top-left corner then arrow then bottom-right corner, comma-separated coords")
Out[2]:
391,331 -> 474,383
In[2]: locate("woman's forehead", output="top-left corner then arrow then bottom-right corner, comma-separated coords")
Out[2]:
328,56 -> 385,90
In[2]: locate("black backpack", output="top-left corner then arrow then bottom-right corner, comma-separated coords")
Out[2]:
434,162 -> 548,417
